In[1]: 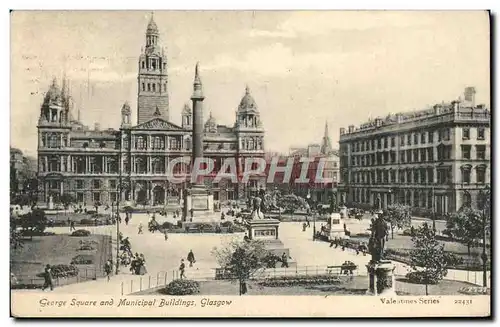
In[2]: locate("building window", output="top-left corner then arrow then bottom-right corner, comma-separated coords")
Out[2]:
152,83 -> 156,92
462,192 -> 471,208
93,192 -> 101,202
400,135 -> 405,146
142,83 -> 145,91
476,145 -> 486,160
427,168 -> 434,184
92,180 -> 101,189
164,84 -> 167,92
384,137 -> 388,149
461,145 -> 471,159
110,192 -> 118,203
136,136 -> 146,149
463,128 -> 470,140
443,128 -> 450,141
377,138 -> 381,149
413,149 -> 419,162
461,166 -> 471,184
414,133 -> 419,145
76,180 -> 84,189
407,134 -> 412,145
109,180 -> 117,189
427,147 -> 434,161
428,130 -> 434,143
476,166 -> 486,184
477,127 -> 485,140
390,137 -> 395,148
147,83 -> 151,91
141,61 -> 145,69
421,133 -> 426,144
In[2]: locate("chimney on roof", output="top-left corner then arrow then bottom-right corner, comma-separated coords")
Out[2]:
340,127 -> 346,135
433,104 -> 442,115
375,118 -> 382,127
451,100 -> 459,113
348,125 -> 355,133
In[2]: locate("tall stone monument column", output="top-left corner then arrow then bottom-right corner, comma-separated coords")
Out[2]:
191,62 -> 204,186
182,63 -> 214,223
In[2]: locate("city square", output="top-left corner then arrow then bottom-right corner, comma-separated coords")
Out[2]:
10,11 -> 490,303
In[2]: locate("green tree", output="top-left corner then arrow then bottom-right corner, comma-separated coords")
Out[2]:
277,194 -> 309,214
60,193 -> 76,215
212,239 -> 269,295
445,207 -> 487,256
10,214 -> 24,249
409,223 -> 458,295
382,204 -> 412,239
20,209 -> 48,239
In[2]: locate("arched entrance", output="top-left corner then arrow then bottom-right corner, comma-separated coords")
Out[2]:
136,188 -> 147,205
153,185 -> 165,205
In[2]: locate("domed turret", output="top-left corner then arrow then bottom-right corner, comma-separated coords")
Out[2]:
238,85 -> 258,112
43,78 -> 62,107
146,13 -> 159,35
204,112 -> 217,133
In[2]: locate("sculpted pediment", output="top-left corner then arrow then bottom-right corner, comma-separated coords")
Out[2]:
133,118 -> 184,131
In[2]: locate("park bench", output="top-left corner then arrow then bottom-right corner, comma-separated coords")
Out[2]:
326,264 -> 358,276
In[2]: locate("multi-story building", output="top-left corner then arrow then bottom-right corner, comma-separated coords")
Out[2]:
338,87 -> 490,215
10,147 -> 37,197
266,122 -> 339,204
36,14 -> 265,207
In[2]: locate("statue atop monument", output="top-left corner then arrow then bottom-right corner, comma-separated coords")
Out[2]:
368,214 -> 389,263
250,195 -> 265,220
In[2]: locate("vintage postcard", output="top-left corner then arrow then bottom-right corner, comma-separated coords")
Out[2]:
10,10 -> 491,318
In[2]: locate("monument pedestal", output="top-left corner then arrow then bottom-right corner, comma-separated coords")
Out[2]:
245,219 -> 296,268
326,212 -> 346,240
183,185 -> 215,223
366,260 -> 397,296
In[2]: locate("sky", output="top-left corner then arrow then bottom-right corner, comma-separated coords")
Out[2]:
10,11 -> 490,157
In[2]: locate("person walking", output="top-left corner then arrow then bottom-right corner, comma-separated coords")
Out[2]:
163,229 -> 169,241
187,250 -> 196,268
70,220 -> 76,232
179,259 -> 186,279
104,259 -> 112,281
281,252 -> 290,268
138,223 -> 143,234
42,264 -> 54,291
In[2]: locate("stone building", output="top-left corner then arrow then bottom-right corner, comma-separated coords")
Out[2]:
338,87 -> 490,215
36,14 -> 265,207
266,122 -> 339,204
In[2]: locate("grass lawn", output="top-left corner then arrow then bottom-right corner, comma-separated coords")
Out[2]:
10,233 -> 112,286
348,232 -> 488,270
133,277 -> 475,296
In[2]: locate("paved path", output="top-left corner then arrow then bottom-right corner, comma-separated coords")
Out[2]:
17,212 -> 489,295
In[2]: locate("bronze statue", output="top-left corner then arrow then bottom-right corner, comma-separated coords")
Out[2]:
368,214 -> 388,262
250,196 -> 264,219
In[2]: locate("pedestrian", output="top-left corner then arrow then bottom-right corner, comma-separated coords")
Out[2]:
104,259 -> 112,281
179,259 -> 186,279
189,208 -> 194,219
138,223 -> 143,234
42,264 -> 54,291
281,252 -> 290,268
221,212 -> 225,220
70,220 -> 76,231
306,218 -> 311,228
302,222 -> 307,232
187,250 -> 196,267
10,273 -> 18,287
164,229 -> 168,241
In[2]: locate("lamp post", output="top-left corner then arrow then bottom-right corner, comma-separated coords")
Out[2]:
479,185 -> 490,287
307,191 -> 315,241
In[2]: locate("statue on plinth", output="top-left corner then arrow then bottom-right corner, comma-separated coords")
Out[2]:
250,196 -> 265,220
368,214 -> 388,263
